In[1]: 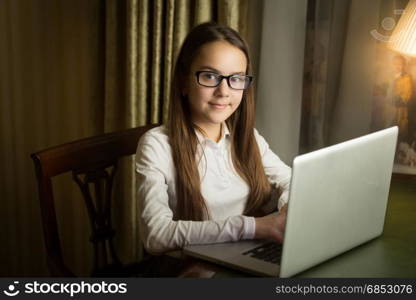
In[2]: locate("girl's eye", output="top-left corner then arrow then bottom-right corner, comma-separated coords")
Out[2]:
230,76 -> 243,83
202,73 -> 217,80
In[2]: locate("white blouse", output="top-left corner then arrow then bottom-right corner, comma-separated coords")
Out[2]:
135,124 -> 291,254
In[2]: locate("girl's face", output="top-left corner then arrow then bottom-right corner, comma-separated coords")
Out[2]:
185,41 -> 247,131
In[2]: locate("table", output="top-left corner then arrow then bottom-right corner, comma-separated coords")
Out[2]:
181,177 -> 416,278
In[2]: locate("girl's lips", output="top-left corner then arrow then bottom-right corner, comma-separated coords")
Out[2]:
209,103 -> 228,109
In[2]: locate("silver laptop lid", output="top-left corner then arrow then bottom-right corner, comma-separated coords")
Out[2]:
279,126 -> 398,277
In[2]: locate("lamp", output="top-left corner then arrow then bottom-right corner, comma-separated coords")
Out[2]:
389,0 -> 416,56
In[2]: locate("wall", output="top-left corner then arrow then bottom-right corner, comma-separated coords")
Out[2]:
330,0 -> 380,144
255,0 -> 308,165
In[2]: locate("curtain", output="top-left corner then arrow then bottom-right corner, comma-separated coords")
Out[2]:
300,0 -> 411,154
299,0 -> 350,153
0,0 -> 105,276
103,0 -> 252,268
0,0 -> 257,276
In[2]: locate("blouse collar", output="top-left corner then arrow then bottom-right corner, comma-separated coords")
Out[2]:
195,122 -> 231,146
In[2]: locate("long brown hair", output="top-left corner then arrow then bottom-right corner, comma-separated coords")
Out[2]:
168,22 -> 272,221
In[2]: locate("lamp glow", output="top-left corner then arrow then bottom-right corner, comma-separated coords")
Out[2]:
389,0 -> 416,56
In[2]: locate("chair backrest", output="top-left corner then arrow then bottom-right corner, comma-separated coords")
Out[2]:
31,124 -> 159,276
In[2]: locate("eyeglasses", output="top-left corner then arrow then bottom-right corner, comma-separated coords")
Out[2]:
195,71 -> 253,90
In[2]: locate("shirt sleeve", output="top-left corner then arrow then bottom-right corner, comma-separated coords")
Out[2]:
135,131 -> 255,255
254,129 -> 292,212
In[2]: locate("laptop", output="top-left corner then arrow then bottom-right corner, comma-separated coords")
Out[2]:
183,126 -> 398,277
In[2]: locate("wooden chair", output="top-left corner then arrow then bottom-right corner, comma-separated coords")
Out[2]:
30,124 -> 162,277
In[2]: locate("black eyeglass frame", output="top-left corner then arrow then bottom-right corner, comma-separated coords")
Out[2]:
195,71 -> 254,90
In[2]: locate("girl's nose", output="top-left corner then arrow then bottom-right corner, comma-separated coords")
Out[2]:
214,78 -> 230,97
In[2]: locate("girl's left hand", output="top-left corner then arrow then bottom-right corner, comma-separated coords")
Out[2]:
254,203 -> 288,243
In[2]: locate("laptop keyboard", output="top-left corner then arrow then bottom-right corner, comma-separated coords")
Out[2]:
242,242 -> 283,265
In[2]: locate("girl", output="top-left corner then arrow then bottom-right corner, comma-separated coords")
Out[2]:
135,22 -> 291,255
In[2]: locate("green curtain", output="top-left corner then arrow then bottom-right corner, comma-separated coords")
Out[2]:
103,0 -> 251,265
0,0 -> 258,276
104,0 -> 250,131
0,0 -> 105,276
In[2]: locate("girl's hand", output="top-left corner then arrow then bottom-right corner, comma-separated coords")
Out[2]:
254,204 -> 288,243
